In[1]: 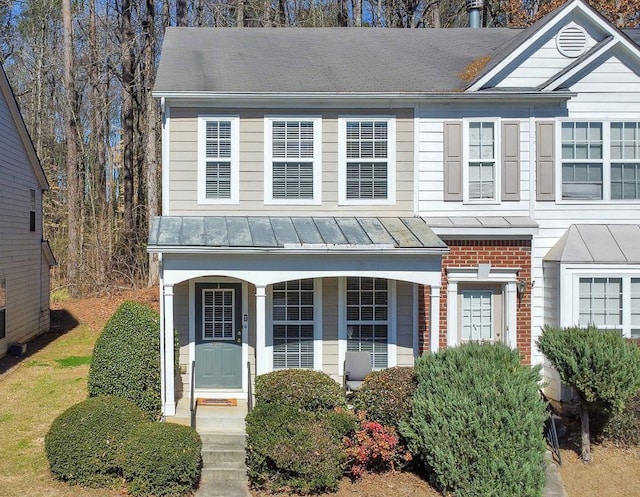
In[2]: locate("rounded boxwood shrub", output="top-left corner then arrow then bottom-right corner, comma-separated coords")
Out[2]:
88,301 -> 162,419
246,403 -> 345,494
353,366 -> 417,429
122,422 -> 202,497
255,369 -> 346,411
401,343 -> 547,497
45,396 -> 146,487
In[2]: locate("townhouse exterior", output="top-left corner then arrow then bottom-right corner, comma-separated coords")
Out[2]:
150,0 -> 640,416
0,63 -> 55,358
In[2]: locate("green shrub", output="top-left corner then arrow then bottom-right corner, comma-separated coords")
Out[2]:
45,396 -> 146,487
604,390 -> 640,446
246,403 -> 345,494
122,422 -> 202,497
537,326 -> 640,461
88,301 -> 162,419
353,366 -> 417,429
255,369 -> 346,411
402,343 -> 547,497
323,407 -> 360,440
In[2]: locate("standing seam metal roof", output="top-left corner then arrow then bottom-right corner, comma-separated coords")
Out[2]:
148,216 -> 447,249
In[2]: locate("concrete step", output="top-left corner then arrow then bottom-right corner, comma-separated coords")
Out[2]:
195,478 -> 251,497
195,416 -> 246,433
201,433 -> 245,448
201,467 -> 248,483
202,448 -> 245,466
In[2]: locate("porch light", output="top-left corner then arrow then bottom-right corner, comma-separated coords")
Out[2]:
517,279 -> 527,299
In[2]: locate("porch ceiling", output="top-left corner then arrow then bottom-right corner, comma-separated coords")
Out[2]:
148,216 -> 447,253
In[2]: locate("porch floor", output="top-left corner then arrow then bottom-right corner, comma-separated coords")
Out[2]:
169,396 -> 248,434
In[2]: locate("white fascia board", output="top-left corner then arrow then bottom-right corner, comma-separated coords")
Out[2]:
434,227 -> 538,237
147,246 -> 448,256
467,0 -> 613,92
539,36 -> 617,91
153,91 -> 576,105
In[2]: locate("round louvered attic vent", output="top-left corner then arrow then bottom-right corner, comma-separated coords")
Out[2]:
556,25 -> 588,58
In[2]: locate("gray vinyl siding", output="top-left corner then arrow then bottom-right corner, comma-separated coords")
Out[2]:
174,281 -> 189,382
0,87 -> 48,356
167,107 -> 414,216
395,281 -> 415,367
322,277 -> 339,381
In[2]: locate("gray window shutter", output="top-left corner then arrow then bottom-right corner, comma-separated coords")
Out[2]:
443,121 -> 463,201
501,121 -> 520,201
536,121 -> 555,201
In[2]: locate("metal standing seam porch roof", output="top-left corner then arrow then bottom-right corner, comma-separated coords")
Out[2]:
148,216 -> 447,252
544,224 -> 640,264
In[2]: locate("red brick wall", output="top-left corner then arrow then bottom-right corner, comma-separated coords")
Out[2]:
419,239 -> 532,363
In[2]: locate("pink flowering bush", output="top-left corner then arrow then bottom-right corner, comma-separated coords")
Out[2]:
343,417 -> 412,478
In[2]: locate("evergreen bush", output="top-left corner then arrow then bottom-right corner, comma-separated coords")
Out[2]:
402,342 -> 547,497
88,301 -> 162,419
246,403 -> 345,494
603,390 -> 640,446
122,422 -> 202,497
538,326 -> 640,460
45,396 -> 146,487
255,369 -> 345,411
353,366 -> 417,429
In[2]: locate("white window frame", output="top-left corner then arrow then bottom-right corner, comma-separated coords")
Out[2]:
197,115 -> 239,204
563,266 -> 640,338
463,119 -> 500,204
338,116 -> 396,205
556,120 -> 640,203
266,279 -> 322,371
338,277 -> 396,375
264,116 -> 322,205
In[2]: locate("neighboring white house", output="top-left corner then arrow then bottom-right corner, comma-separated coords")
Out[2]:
0,63 -> 55,357
150,0 -> 640,416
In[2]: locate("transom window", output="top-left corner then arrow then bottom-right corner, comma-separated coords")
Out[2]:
346,277 -> 388,369
560,121 -> 640,201
339,117 -> 395,204
0,278 -> 5,340
265,117 -> 321,203
272,279 -> 315,369
202,289 -> 234,340
198,116 -> 239,203
468,122 -> 496,200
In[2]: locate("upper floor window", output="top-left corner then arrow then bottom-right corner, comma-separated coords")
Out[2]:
198,115 -> 239,204
265,117 -> 321,204
339,117 -> 395,204
468,122 -> 496,201
560,121 -> 640,201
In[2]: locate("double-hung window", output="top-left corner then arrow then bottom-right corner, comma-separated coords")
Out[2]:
560,121 -> 640,201
576,275 -> 640,338
467,121 -> 497,201
0,278 -> 5,340
339,117 -> 395,204
611,122 -> 640,200
271,279 -> 316,369
198,116 -> 239,204
346,277 -> 389,369
265,117 -> 321,204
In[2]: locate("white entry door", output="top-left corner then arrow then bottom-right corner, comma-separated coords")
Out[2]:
458,284 -> 504,343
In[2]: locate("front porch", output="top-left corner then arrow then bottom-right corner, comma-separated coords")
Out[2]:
149,216 -> 447,416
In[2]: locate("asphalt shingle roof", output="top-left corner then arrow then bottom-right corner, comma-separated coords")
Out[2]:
154,27 -> 525,94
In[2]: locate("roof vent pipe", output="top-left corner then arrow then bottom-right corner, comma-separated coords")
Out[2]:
467,0 -> 484,28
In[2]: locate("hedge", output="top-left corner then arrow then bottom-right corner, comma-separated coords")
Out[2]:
45,396 -> 146,487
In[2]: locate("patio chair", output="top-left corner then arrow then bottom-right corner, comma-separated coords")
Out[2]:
344,351 -> 372,397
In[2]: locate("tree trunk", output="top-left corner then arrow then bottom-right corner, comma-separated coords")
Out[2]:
62,0 -> 81,294
353,0 -> 362,26
236,0 -> 244,26
580,402 -> 592,462
120,0 -> 135,238
177,0 -> 188,26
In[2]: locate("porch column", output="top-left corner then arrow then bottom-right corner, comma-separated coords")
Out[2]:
505,281 -> 518,349
255,285 -> 268,375
163,283 -> 176,416
447,281 -> 458,348
430,286 -> 441,353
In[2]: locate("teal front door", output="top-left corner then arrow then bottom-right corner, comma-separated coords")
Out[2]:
195,283 -> 243,389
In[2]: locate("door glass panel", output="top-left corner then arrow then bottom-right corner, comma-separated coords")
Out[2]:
461,290 -> 493,342
202,289 -> 234,340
